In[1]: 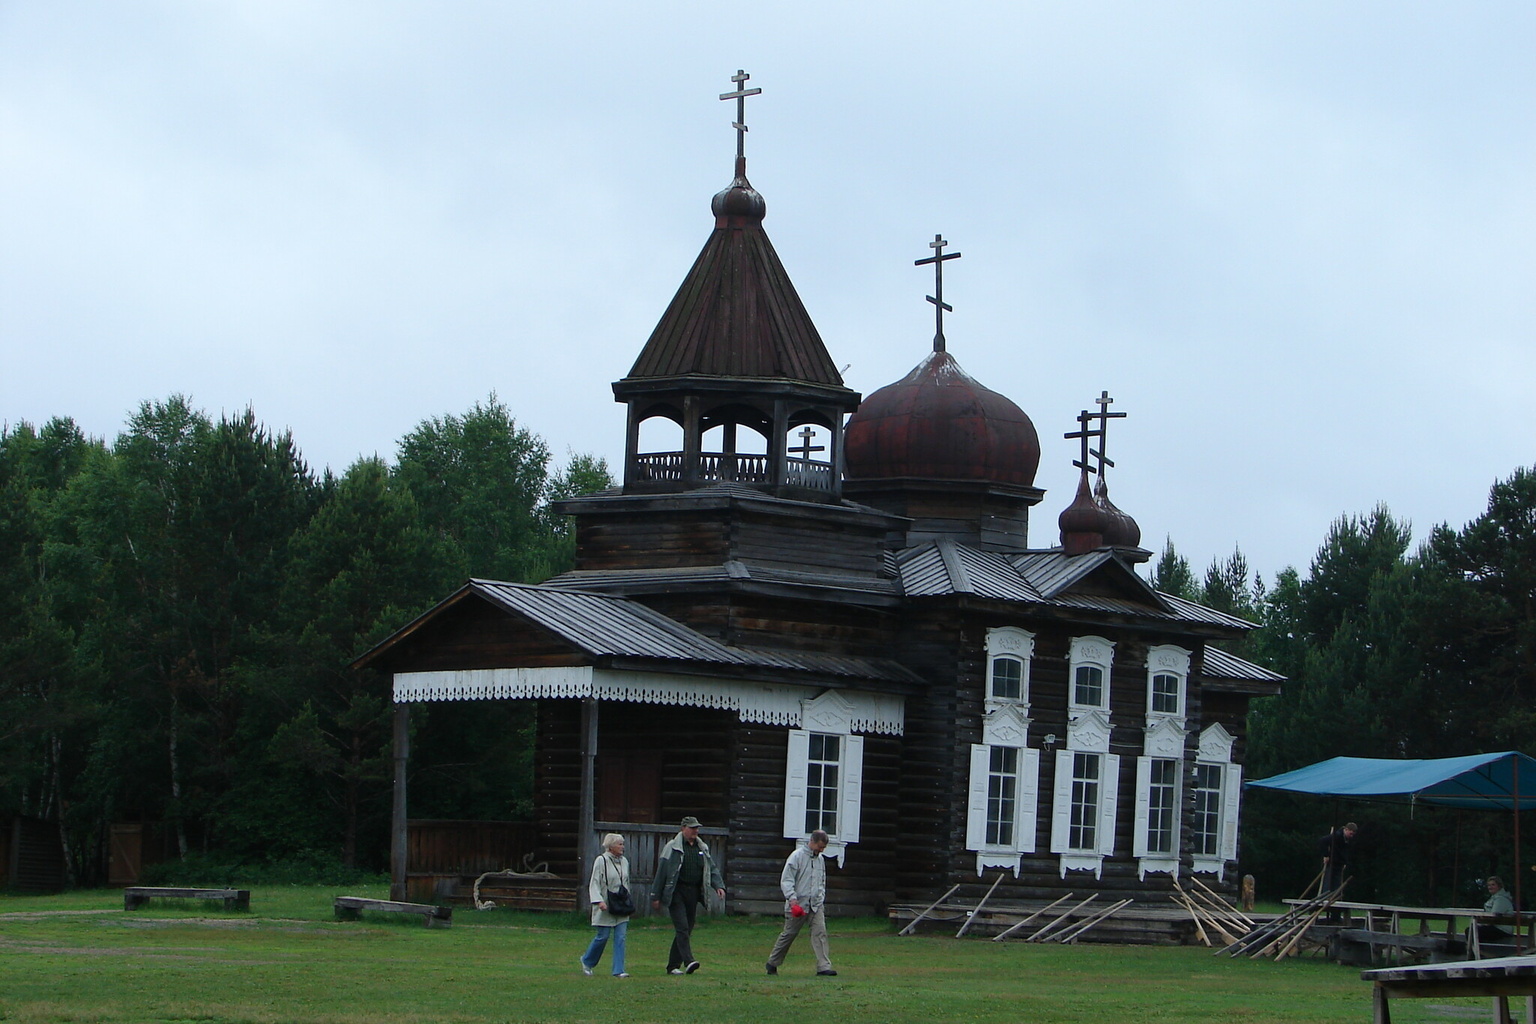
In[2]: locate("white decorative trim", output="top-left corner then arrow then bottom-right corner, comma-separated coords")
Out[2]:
1138,856 -> 1180,881
1068,635 -> 1115,716
1143,718 -> 1185,759
1059,854 -> 1104,880
985,627 -> 1035,712
1197,721 -> 1236,763
392,667 -> 905,736
982,704 -> 1032,746
976,852 -> 1023,877
1067,708 -> 1111,753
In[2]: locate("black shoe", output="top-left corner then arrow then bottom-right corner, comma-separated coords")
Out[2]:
817,969 -> 838,976
765,962 -> 777,976
685,960 -> 700,974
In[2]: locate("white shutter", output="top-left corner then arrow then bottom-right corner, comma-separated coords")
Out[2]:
1132,756 -> 1152,859
1219,764 -> 1243,861
839,734 -> 864,843
966,745 -> 990,851
1017,747 -> 1041,854
1049,749 -> 1074,853
782,730 -> 810,839
1098,753 -> 1121,857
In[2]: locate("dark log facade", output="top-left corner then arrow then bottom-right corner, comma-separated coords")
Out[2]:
355,126 -> 1283,932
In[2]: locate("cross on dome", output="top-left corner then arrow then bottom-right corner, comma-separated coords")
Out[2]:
1064,391 -> 1126,477
914,234 -> 961,352
719,70 -> 762,168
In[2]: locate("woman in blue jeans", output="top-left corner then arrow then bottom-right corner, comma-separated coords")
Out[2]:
580,834 -> 631,977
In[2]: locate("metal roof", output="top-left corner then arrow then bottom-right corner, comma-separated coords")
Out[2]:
545,561 -> 900,597
619,178 -> 848,390
1201,645 -> 1285,683
469,580 -> 919,686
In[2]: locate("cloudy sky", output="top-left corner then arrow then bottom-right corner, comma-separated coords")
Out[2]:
3,1 -> 1532,582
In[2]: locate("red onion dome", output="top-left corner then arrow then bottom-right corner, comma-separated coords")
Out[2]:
1059,471 -> 1112,555
844,350 -> 1041,487
1094,475 -> 1141,548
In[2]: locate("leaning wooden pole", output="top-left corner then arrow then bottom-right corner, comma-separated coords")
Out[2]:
992,893 -> 1075,942
957,872 -> 1008,937
899,884 -> 961,936
1058,898 -> 1133,944
1028,894 -> 1098,942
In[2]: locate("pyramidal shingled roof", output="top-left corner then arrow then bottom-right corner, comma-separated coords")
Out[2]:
621,168 -> 846,388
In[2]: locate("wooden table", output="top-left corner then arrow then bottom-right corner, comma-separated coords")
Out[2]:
1364,955 -> 1536,1023
1286,899 -> 1491,964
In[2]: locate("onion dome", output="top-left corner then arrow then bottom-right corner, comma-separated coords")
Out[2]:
844,350 -> 1041,487
711,171 -> 766,223
1094,475 -> 1142,548
1059,470 -> 1113,555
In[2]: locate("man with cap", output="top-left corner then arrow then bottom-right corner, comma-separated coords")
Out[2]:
650,815 -> 726,975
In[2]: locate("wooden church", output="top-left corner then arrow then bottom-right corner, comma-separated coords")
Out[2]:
357,73 -> 1282,922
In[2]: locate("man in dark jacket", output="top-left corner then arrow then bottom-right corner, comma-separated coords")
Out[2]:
650,815 -> 726,975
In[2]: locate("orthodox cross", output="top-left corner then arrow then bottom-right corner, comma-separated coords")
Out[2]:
914,234 -> 961,352
792,426 -> 826,461
1062,391 -> 1126,475
1089,390 -> 1125,478
1064,409 -> 1097,475
719,70 -> 762,165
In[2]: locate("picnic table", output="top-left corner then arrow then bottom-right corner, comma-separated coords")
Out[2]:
1285,899 -> 1489,964
1363,954 -> 1536,1023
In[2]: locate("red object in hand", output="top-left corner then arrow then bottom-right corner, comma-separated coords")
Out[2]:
791,903 -> 806,917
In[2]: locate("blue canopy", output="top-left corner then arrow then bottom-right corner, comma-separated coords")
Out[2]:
1247,751 -> 1536,810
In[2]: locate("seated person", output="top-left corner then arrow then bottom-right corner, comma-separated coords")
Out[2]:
1467,875 -> 1518,952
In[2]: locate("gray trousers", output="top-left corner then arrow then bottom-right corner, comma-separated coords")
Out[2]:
767,904 -> 831,972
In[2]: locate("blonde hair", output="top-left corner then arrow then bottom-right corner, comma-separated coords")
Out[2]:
603,833 -> 625,853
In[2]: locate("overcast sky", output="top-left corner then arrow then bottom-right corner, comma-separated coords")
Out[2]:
3,1 -> 1532,583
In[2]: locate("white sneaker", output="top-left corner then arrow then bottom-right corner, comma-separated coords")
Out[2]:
668,968 -> 685,975
580,960 -> 593,976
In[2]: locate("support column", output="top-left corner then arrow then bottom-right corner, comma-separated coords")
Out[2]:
577,697 -> 599,900
390,702 -> 410,902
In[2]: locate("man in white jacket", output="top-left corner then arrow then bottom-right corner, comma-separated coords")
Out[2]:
766,830 -> 836,976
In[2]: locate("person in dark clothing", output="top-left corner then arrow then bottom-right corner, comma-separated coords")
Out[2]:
1318,822 -> 1358,894
649,815 -> 726,975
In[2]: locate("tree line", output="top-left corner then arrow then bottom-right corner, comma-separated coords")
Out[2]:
0,395 -> 610,883
1151,468 -> 1536,906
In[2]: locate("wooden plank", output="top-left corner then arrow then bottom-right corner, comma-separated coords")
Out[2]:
123,887 -> 250,911
333,895 -> 452,928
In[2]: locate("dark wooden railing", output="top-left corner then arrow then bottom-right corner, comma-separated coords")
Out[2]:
632,452 -> 834,492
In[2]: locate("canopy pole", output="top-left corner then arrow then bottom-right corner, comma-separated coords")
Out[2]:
1514,756 -> 1523,950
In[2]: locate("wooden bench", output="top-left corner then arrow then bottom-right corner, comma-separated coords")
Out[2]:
1364,954 -> 1536,1023
124,886 -> 250,911
333,896 -> 452,928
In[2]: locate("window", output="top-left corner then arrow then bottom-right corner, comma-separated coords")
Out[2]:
1150,673 -> 1180,715
986,746 -> 1020,846
1068,636 -> 1114,712
1145,758 -> 1177,854
1144,645 -> 1190,721
1191,723 -> 1243,879
783,704 -> 864,854
1074,665 -> 1104,707
992,657 -> 1024,700
1192,762 -> 1222,858
1068,752 -> 1101,850
985,627 -> 1034,707
805,733 -> 840,834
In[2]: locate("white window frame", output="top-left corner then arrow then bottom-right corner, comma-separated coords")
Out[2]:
965,703 -> 1040,876
1068,635 -> 1114,713
1145,645 -> 1191,722
783,692 -> 864,865
985,627 -> 1035,709
1191,722 -> 1242,879
1049,748 -> 1120,878
1133,755 -> 1182,879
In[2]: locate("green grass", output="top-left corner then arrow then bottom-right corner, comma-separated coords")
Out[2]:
0,888 -> 1496,1023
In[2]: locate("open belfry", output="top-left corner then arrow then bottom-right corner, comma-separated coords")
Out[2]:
358,72 -> 1282,937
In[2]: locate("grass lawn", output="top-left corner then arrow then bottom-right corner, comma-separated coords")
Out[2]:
0,886 -> 1497,1023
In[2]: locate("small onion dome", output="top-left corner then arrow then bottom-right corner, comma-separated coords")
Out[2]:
1059,471 -> 1112,555
844,350 -> 1041,487
711,174 -> 766,224
1094,475 -> 1142,548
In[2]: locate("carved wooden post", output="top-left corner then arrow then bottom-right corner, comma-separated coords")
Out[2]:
577,697 -> 599,902
391,702 -> 410,902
